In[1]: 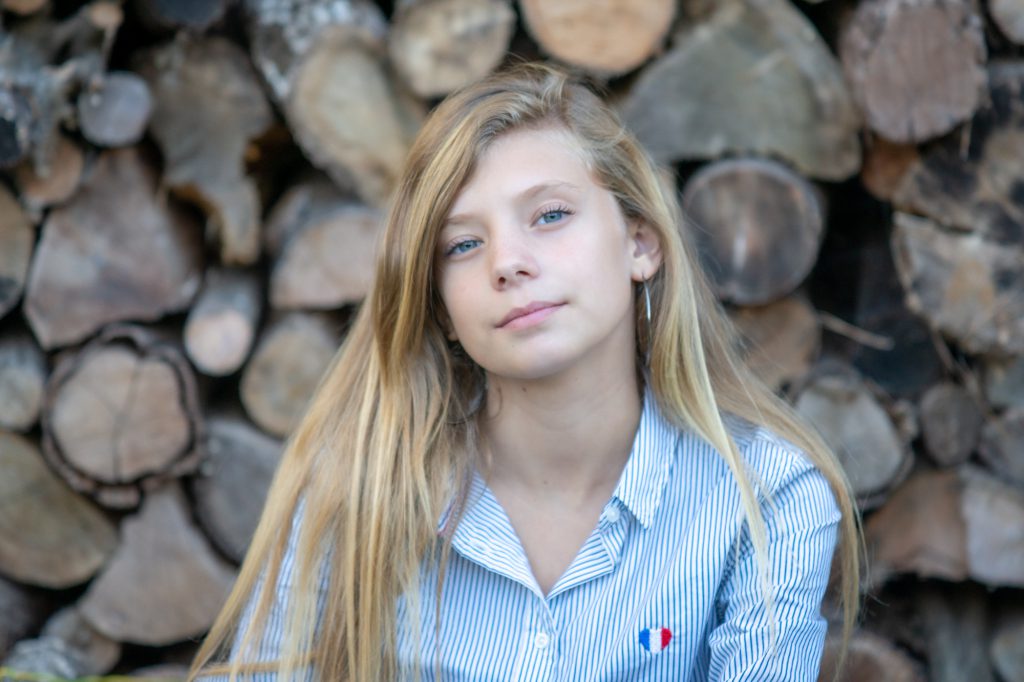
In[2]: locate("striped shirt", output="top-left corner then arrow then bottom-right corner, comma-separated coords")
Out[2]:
216,392 -> 840,681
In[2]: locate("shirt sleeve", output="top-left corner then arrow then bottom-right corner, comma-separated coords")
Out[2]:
195,500 -> 324,682
705,448 -> 841,681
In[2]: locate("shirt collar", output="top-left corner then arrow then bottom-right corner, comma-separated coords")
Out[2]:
437,386 -> 682,535
610,387 -> 681,529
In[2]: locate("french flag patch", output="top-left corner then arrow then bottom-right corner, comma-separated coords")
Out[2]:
639,627 -> 672,654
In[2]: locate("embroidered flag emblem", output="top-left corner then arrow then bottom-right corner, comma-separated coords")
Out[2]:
639,627 -> 672,653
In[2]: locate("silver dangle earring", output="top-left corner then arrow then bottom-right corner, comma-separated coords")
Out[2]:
642,275 -> 653,363
643,276 -> 652,327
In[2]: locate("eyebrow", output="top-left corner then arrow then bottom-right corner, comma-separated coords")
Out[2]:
444,181 -> 583,226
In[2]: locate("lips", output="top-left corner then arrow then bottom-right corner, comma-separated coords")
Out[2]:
496,301 -> 564,328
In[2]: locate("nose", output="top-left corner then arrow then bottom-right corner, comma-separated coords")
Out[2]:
489,228 -> 538,289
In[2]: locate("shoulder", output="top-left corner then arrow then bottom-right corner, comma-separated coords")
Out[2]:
721,412 -> 828,498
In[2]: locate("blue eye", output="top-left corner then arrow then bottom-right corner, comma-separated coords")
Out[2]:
445,238 -> 481,257
537,206 -> 574,225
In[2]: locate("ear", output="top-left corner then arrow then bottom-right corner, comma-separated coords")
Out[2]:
628,220 -> 663,282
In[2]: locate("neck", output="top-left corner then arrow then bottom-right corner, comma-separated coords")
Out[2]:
479,363 -> 643,504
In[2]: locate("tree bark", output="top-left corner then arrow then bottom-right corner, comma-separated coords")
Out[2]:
891,211 -> 1024,356
0,183 -> 35,321
40,606 -> 121,677
133,0 -> 232,31
245,0 -> 423,205
12,132 -> 84,220
892,61 -> 1024,244
983,356 -> 1024,411
134,36 -> 272,266
0,329 -> 46,432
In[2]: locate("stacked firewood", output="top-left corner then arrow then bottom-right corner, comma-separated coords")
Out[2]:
0,0 -> 1022,680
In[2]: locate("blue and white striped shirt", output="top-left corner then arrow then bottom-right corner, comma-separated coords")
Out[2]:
221,392 -> 840,681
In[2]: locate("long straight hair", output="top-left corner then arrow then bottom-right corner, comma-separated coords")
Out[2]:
189,62 -> 862,681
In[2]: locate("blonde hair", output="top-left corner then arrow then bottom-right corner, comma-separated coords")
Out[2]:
189,63 -> 862,681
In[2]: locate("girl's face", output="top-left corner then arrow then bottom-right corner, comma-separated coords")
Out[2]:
435,126 -> 659,383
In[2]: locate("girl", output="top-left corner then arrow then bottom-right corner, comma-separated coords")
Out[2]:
190,63 -> 862,681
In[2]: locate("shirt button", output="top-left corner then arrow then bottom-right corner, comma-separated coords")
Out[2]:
534,632 -> 550,649
604,505 -> 621,524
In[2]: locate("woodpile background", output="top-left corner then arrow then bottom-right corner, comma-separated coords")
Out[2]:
0,0 -> 1022,680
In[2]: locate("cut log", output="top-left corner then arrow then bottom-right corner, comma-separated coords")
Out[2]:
991,609 -> 1024,682
0,329 -> 46,432
79,484 -> 237,646
2,0 -> 48,14
76,71 -> 153,148
839,0 -> 987,143
41,606 -> 121,676
860,136 -> 918,202
133,0 -> 231,30
728,295 -> 820,392
892,61 -> 1024,244
916,581 -> 995,682
1,637 -> 81,681
864,469 -> 968,589
919,382 -> 983,467
794,365 -> 912,508
990,0 -> 1024,45
183,268 -> 261,377
42,324 -> 204,509
240,313 -> 338,437
0,183 -> 35,320
245,0 -> 424,205
134,36 -> 272,266
962,465 -> 1024,586
0,576 -> 52,658
680,158 -> 825,305
983,356 -> 1024,410
867,466 -> 1024,590
189,415 -> 283,563
269,199 -> 383,310
621,0 -> 861,181
23,147 -> 203,350
817,629 -> 925,682
891,211 -> 1024,356
389,0 -> 516,98
0,430 -> 118,588
517,0 -> 673,75
978,409 -> 1024,491
262,177 -> 353,255
12,132 -> 85,219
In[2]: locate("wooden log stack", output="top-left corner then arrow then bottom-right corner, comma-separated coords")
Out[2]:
0,0 -> 1022,679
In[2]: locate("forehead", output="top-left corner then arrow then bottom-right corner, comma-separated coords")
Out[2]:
447,126 -> 594,215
